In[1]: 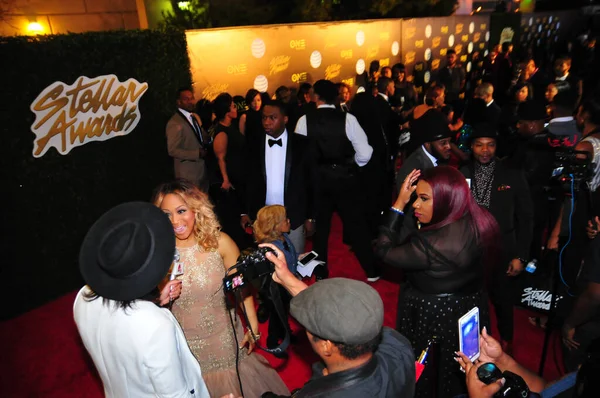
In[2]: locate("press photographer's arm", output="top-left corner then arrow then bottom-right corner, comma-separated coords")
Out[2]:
260,243 -> 308,297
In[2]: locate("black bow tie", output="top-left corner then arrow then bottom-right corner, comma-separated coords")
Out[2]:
268,138 -> 282,147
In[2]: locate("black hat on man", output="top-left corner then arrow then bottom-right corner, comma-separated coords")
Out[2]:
79,202 -> 175,301
414,109 -> 452,143
290,278 -> 384,344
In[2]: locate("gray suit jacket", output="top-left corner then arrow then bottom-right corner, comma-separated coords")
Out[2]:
165,112 -> 208,191
395,146 -> 435,194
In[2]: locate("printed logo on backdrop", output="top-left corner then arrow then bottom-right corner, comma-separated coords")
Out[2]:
432,37 -> 442,48
202,83 -> 229,102
290,39 -> 306,50
341,49 -> 353,60
380,58 -> 390,67
521,287 -> 563,311
342,77 -> 354,87
379,32 -> 390,40
325,64 -> 342,80
367,45 -> 379,59
269,56 -> 291,75
227,63 -> 248,75
406,27 -> 417,39
30,74 -> 148,158
500,27 -> 515,44
291,72 -> 308,83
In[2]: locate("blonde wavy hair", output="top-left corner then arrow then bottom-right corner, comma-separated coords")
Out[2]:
152,179 -> 221,250
253,205 -> 287,244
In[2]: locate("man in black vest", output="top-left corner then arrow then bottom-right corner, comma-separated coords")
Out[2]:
460,124 -> 534,354
295,79 -> 377,281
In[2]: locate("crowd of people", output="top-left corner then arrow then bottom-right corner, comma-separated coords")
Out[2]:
72,28 -> 600,398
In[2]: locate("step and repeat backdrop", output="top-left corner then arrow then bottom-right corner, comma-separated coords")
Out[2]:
185,10 -> 581,100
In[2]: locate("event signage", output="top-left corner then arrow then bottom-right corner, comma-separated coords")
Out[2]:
30,74 -> 148,157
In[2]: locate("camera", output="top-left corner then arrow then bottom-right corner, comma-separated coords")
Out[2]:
477,362 -> 530,398
551,148 -> 594,193
223,247 -> 275,293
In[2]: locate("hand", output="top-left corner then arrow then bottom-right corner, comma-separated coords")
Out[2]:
159,280 -> 182,306
547,235 -> 560,251
221,180 -> 233,190
259,243 -> 296,286
240,329 -> 256,354
456,352 -> 506,398
586,216 -> 600,239
394,169 -> 421,210
507,258 -> 524,277
304,219 -> 315,237
478,327 -> 505,365
240,215 -> 252,231
562,324 -> 580,351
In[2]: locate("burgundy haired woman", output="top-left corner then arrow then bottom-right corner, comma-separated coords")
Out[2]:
375,166 -> 500,397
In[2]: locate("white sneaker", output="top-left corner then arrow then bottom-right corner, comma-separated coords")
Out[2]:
367,276 -> 380,283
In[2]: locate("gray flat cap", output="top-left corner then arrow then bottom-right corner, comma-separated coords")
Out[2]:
290,278 -> 384,344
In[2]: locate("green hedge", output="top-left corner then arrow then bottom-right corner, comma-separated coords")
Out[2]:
0,29 -> 192,319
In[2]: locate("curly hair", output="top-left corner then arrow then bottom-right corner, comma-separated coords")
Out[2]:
253,205 -> 287,244
151,179 -> 221,250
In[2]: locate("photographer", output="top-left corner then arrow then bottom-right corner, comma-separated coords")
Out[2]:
260,243 -> 416,398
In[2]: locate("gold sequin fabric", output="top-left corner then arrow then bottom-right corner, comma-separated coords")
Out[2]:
171,245 -> 243,373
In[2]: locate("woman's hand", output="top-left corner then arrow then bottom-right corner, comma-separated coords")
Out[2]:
221,180 -> 233,191
158,280 -> 182,306
455,352 -> 505,398
394,169 -> 421,211
478,327 -> 505,364
240,329 -> 257,354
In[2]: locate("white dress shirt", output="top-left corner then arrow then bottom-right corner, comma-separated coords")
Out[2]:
294,104 -> 373,166
486,99 -> 495,107
74,287 -> 209,398
378,93 -> 389,102
265,130 -> 288,206
422,145 -> 438,167
556,73 -> 569,82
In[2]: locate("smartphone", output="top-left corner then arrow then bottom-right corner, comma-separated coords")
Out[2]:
299,251 -> 318,266
458,307 -> 480,362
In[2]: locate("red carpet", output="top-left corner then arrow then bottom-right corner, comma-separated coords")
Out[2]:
0,215 -> 563,397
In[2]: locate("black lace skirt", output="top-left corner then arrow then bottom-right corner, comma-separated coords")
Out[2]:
397,284 -> 490,398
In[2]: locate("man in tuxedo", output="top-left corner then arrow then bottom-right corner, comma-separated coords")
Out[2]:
295,79 -> 377,281
242,100 -> 315,253
554,56 -> 583,107
165,88 -> 209,191
460,124 -> 533,354
241,100 -> 315,349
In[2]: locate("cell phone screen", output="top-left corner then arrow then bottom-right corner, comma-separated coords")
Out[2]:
299,251 -> 317,266
458,307 -> 480,362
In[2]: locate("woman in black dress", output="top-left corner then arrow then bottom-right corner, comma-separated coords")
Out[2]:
238,89 -> 263,145
375,166 -> 500,397
208,93 -> 249,249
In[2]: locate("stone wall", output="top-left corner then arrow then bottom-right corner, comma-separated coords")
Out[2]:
0,0 -> 141,36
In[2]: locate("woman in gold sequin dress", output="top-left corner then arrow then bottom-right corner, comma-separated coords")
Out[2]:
153,180 -> 289,398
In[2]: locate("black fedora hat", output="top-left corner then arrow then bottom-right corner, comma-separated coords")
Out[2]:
79,202 -> 175,301
414,109 -> 452,143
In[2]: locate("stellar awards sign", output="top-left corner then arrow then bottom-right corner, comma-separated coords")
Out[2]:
30,74 -> 148,157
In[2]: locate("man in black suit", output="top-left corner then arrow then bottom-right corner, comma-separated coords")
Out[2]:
395,109 -> 452,194
241,100 -> 315,253
460,124 -> 534,354
241,100 -> 315,350
474,83 -> 502,128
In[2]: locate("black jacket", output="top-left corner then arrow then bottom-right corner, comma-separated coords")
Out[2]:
296,328 -> 415,398
395,146 -> 435,195
243,132 -> 316,230
460,160 -> 534,262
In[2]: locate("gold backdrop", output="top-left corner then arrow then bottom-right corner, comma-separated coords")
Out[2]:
185,11 -> 580,100
186,19 -> 402,100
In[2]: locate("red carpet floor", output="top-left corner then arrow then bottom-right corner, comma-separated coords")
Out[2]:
0,215 -> 564,397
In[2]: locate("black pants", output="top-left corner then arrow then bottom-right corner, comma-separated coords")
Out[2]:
313,169 -> 376,277
490,262 -> 517,342
361,160 -> 393,239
